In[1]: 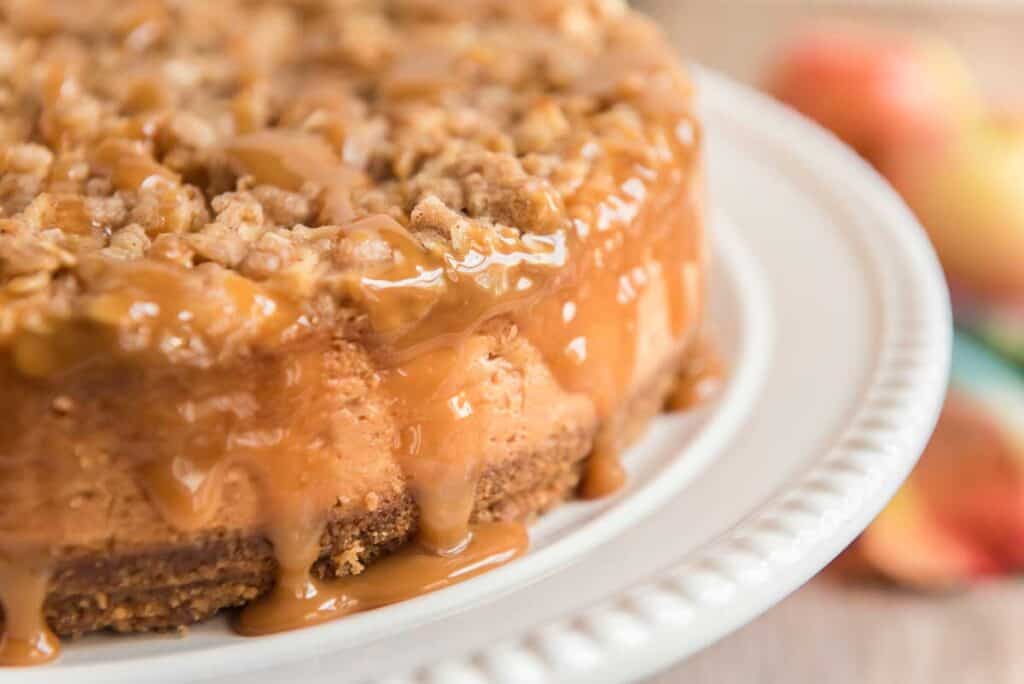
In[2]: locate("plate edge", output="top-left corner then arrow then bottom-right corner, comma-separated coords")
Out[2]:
394,68 -> 953,684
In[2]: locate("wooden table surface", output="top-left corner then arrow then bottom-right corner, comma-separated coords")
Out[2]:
637,2 -> 1024,681
652,578 -> 1024,683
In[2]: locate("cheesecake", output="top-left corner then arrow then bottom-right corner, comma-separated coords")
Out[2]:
0,0 -> 707,664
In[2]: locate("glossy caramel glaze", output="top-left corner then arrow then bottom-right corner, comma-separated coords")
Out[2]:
0,0 -> 707,662
236,522 -> 527,635
0,555 -> 58,666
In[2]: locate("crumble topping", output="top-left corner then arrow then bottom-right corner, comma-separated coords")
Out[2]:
0,0 -> 694,368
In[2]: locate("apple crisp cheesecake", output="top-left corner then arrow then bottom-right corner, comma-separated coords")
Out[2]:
0,0 -> 708,664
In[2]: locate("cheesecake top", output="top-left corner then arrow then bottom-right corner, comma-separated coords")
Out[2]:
0,0 -> 696,374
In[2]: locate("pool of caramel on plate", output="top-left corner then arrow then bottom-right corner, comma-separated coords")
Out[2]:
0,117 -> 704,663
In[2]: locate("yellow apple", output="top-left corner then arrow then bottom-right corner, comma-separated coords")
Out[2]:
882,113 -> 1024,302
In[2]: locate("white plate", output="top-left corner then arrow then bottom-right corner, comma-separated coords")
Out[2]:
9,70 -> 951,684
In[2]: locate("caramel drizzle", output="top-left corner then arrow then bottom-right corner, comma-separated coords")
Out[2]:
232,120 -> 705,631
521,127 -> 705,496
10,259 -> 302,379
236,522 -> 526,636
382,341 -> 492,555
0,555 -> 57,667
225,130 -> 368,225
0,113 -> 705,656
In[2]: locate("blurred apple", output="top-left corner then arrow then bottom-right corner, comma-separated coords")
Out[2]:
850,393 -> 1018,587
856,485 -> 998,589
882,113 -> 1024,302
839,325 -> 1024,589
765,27 -> 979,163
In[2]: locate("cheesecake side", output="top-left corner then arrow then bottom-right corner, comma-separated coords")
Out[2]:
0,0 -> 706,651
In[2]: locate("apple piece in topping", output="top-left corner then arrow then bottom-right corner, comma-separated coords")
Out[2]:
880,112 -> 1024,303
764,26 -> 979,163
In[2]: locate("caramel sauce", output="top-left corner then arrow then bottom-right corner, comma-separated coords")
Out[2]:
382,342 -> 491,554
91,138 -> 180,191
237,522 -> 527,635
332,213 -> 570,355
224,131 -> 368,225
520,122 -> 705,496
0,82 -> 706,662
578,438 -> 627,500
0,555 -> 57,667
135,346 -> 365,557
11,260 -> 302,378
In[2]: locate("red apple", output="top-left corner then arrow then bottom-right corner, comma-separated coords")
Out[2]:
843,392 -> 1024,587
908,392 -> 1024,569
881,112 -> 1024,302
765,26 -> 979,163
855,484 -> 998,589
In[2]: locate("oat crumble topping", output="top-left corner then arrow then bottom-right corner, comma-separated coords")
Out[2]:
0,0 -> 694,366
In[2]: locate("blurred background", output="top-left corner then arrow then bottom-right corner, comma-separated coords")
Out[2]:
636,1 -> 1024,683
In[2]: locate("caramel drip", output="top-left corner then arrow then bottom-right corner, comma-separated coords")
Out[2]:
234,336 -> 512,632
137,346 -> 348,535
141,456 -> 234,532
332,214 -> 569,356
0,556 -> 57,666
91,138 -> 179,191
578,436 -> 626,501
667,339 -> 726,412
520,119 -> 705,496
383,340 -> 494,554
224,130 -> 369,225
236,522 -> 527,636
